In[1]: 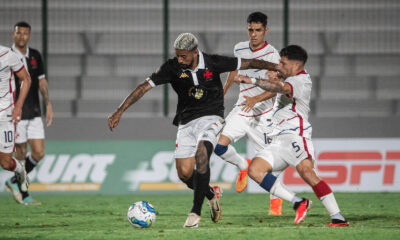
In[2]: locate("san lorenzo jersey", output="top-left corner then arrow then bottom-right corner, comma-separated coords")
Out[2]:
0,45 -> 24,121
147,51 -> 240,126
268,70 -> 312,139
234,41 -> 280,119
12,46 -> 45,120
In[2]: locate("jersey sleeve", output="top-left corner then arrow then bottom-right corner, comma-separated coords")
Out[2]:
285,76 -> 304,99
8,51 -> 24,73
209,54 -> 240,74
147,59 -> 175,87
36,51 -> 45,80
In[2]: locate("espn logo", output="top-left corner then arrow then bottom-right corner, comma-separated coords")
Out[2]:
283,151 -> 400,186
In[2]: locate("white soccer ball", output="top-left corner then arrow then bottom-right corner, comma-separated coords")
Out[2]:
127,201 -> 156,228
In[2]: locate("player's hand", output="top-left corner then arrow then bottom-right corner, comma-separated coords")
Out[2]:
46,103 -> 53,127
241,96 -> 257,112
108,110 -> 123,131
234,75 -> 252,84
267,71 -> 280,81
11,106 -> 22,125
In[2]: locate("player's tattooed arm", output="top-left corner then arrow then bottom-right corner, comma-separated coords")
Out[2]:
240,58 -> 277,71
118,81 -> 152,112
234,72 -> 291,95
108,81 -> 152,131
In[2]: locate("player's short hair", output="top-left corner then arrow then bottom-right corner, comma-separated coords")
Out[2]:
280,45 -> 308,65
14,21 -> 31,32
247,12 -> 268,27
174,33 -> 198,51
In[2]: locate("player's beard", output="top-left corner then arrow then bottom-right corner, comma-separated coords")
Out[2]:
179,59 -> 194,70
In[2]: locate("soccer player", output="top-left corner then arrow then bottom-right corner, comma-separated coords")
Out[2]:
214,12 -> 284,215
108,33 -> 278,228
5,21 -> 53,205
234,45 -> 349,227
0,44 -> 31,202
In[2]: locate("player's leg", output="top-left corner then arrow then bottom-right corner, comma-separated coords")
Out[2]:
196,116 -> 225,224
8,119 -> 28,201
296,158 -> 349,227
214,110 -> 248,170
249,127 -> 283,215
249,144 -> 310,224
1,153 -> 29,197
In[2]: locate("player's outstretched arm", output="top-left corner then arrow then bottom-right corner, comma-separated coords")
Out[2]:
108,81 -> 152,131
241,91 -> 277,112
234,72 -> 291,95
14,68 -> 31,124
240,58 -> 277,71
223,70 -> 238,96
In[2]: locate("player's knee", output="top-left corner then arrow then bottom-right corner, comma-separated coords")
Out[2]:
176,165 -> 193,181
32,150 -> 45,161
0,159 -> 12,170
214,144 -> 228,156
248,164 -> 259,181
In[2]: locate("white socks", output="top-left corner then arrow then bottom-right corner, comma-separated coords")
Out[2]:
12,158 -> 24,174
219,145 -> 248,170
320,193 -> 341,216
270,180 -> 296,202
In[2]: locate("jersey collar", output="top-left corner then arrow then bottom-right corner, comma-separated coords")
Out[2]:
296,70 -> 307,75
12,44 -> 29,59
183,50 -> 205,73
12,44 -> 29,70
250,41 -> 269,52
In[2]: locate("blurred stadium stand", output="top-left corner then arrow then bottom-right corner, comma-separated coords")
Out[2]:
0,0 -> 399,139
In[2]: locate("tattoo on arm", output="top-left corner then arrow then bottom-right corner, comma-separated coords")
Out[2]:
240,59 -> 277,71
255,79 -> 284,93
118,81 -> 150,112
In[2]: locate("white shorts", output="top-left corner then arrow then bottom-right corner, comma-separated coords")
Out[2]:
0,121 -> 15,153
15,117 -> 45,144
222,107 -> 271,152
174,115 -> 225,159
255,134 -> 315,172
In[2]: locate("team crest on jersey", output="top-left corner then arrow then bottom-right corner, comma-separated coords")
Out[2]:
188,86 -> 204,100
203,69 -> 213,81
30,57 -> 37,69
179,72 -> 189,78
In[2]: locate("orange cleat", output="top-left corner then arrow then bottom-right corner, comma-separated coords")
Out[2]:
268,198 -> 283,216
235,159 -> 251,193
328,219 -> 349,227
294,198 -> 312,225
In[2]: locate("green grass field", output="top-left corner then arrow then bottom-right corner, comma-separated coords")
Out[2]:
1,192 -> 399,240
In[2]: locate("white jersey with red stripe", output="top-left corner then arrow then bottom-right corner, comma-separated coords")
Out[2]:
0,45 -> 24,121
233,41 -> 280,121
267,70 -> 312,139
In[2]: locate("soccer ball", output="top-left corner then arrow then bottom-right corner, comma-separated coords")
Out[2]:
127,201 -> 156,228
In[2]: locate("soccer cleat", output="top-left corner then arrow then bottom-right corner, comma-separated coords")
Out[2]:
268,198 -> 283,216
235,159 -> 251,193
5,178 -> 23,204
294,198 -> 312,225
208,186 -> 223,223
183,213 -> 201,228
328,219 -> 349,227
22,196 -> 42,206
15,169 -> 29,192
